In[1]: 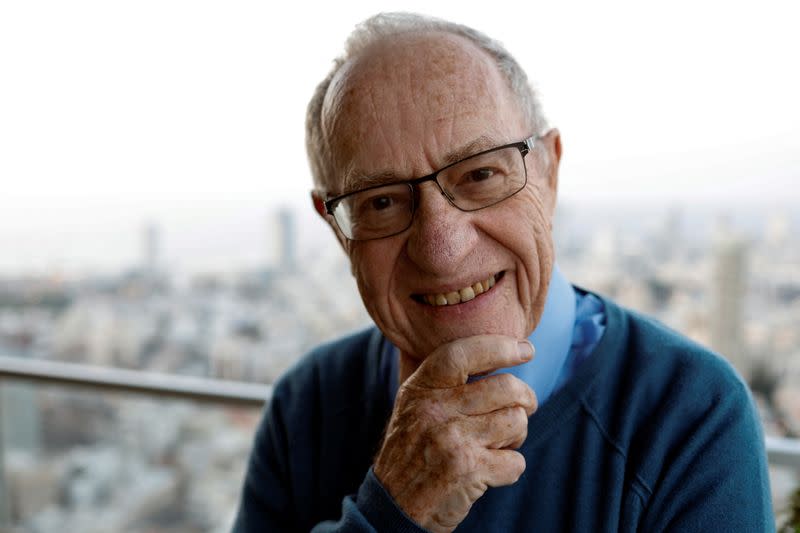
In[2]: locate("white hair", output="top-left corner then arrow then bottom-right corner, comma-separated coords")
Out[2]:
306,12 -> 549,189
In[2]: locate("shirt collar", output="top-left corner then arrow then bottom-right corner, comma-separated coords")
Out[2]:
502,264 -> 576,405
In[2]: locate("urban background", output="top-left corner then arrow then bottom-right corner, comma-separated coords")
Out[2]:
1,1 -> 798,531
0,201 -> 798,532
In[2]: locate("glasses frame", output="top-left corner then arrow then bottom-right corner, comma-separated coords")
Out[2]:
323,135 -> 538,241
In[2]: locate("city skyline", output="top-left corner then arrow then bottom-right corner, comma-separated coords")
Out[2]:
1,190 -> 798,531
1,1 -> 798,275
0,200 -> 796,278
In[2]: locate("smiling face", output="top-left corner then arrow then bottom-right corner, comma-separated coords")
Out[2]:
319,31 -> 561,365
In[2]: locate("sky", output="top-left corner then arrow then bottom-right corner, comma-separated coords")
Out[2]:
0,0 -> 798,276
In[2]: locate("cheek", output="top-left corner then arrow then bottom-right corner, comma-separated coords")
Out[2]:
349,242 -> 399,308
350,248 -> 379,296
493,191 -> 555,313
505,191 -> 553,251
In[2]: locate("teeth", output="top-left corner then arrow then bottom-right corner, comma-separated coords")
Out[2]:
422,274 -> 498,307
459,286 -> 475,302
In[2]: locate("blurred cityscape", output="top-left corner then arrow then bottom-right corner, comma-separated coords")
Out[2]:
0,202 -> 798,531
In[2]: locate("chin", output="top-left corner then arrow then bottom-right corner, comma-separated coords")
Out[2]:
411,316 -> 527,356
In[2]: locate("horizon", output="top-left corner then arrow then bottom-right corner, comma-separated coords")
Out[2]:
1,199 -> 796,279
1,1 -> 798,277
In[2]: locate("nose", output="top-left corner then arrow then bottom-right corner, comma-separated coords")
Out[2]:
405,181 -> 479,274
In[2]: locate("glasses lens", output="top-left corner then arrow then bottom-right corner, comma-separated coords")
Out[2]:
438,146 -> 527,210
332,183 -> 413,240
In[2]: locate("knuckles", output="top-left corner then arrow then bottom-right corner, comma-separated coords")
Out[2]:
509,451 -> 526,479
376,337 -> 536,531
411,394 -> 452,427
426,341 -> 469,383
512,405 -> 529,427
493,372 -> 519,397
426,427 -> 479,478
490,373 -> 535,409
381,347 -> 531,496
496,406 -> 529,449
512,406 -> 530,442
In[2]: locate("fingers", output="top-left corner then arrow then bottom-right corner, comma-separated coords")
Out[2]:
460,406 -> 530,449
373,336 -> 535,527
413,335 -> 534,388
456,373 -> 537,417
479,448 -> 527,488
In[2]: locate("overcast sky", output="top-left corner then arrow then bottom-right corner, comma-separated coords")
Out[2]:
1,0 -> 798,275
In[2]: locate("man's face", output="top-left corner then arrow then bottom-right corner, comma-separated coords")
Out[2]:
320,32 -> 561,363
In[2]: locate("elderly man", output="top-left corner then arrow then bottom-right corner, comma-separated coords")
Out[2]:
233,13 -> 773,532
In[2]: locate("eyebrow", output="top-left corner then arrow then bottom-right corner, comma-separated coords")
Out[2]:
341,170 -> 400,194
441,135 -> 498,166
340,134 -> 500,195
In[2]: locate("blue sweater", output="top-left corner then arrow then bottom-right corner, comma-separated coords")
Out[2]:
233,295 -> 774,532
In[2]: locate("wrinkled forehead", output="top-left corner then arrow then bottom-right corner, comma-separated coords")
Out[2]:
320,32 -> 524,191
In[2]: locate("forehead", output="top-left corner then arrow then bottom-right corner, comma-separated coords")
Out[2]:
321,32 -> 526,190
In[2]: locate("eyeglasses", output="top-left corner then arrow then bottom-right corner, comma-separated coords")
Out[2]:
323,136 -> 537,241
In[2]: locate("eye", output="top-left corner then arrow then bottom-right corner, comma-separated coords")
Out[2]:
465,168 -> 496,182
350,187 -> 410,219
370,195 -> 393,211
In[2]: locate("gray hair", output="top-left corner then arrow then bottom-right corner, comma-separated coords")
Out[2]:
306,12 -> 548,190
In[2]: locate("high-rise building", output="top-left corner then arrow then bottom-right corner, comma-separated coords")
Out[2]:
710,229 -> 749,375
0,383 -> 41,454
0,381 -> 43,524
143,221 -> 160,281
765,211 -> 790,250
275,208 -> 297,273
0,406 -> 8,526
656,206 -> 684,262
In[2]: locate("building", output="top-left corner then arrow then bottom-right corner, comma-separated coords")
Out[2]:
710,229 -> 749,375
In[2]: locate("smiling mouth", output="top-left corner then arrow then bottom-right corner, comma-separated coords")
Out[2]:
412,271 -> 505,307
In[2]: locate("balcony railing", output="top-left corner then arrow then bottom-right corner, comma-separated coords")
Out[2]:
1,355 -> 799,468
0,354 -> 270,406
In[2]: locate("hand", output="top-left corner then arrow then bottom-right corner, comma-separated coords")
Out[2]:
373,335 -> 537,532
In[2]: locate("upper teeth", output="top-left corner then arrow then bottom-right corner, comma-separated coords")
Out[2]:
423,274 -> 497,306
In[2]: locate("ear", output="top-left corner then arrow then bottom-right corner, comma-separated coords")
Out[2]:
542,128 -> 562,193
311,189 -> 351,253
311,190 -> 327,218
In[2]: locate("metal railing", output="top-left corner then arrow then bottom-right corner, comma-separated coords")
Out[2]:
0,355 -> 271,406
1,355 -> 799,468
766,436 -> 800,469
0,355 -> 272,527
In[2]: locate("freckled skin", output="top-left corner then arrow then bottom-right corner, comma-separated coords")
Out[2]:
322,32 -> 561,374
316,31 -> 562,532
375,336 -> 538,532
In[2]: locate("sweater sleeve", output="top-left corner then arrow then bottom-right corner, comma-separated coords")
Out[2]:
231,390 -> 295,532
635,374 -> 774,532
309,469 -> 429,533
231,386 -> 427,532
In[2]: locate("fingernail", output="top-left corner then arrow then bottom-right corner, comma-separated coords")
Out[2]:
517,340 -> 534,360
